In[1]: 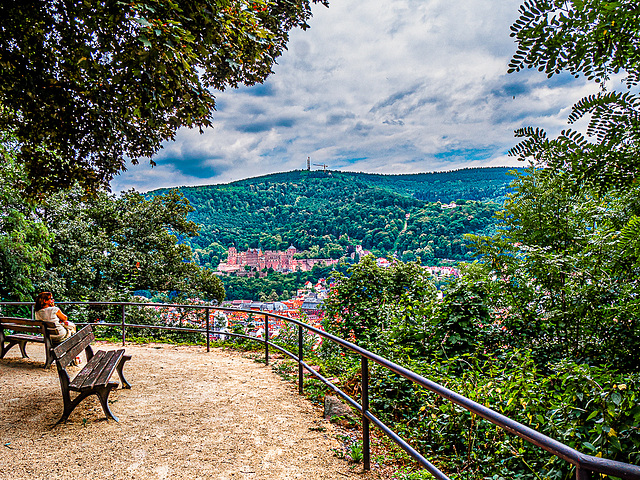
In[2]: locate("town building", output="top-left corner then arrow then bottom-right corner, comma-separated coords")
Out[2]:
217,246 -> 339,275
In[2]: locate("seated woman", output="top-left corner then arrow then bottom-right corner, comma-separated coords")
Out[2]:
34,292 -> 76,343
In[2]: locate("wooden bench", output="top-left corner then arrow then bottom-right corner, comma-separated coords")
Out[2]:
51,325 -> 132,424
0,317 -> 58,368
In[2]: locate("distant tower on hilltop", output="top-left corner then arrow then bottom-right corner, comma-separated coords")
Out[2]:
306,157 -> 310,171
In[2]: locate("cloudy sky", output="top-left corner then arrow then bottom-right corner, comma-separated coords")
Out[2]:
110,0 -> 598,193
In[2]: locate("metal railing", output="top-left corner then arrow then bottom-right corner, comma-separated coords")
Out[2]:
2,300 -> 639,480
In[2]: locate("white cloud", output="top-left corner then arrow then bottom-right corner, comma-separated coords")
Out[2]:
110,0 -> 600,193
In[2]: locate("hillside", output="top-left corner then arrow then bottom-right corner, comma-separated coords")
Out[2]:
152,167 -> 518,269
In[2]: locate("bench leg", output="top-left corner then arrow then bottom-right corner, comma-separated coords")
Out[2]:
44,338 -> 54,368
56,384 -> 119,425
44,349 -> 55,368
17,340 -> 28,358
117,355 -> 132,389
56,390 -> 94,425
0,340 -> 29,359
96,384 -> 119,422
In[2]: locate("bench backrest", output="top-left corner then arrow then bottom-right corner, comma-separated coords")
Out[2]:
52,324 -> 94,369
0,317 -> 57,337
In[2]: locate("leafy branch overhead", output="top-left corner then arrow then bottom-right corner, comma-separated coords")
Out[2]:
0,0 -> 328,195
508,0 -> 640,190
509,0 -> 640,86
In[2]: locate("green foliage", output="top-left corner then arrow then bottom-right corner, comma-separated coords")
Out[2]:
0,0 -> 328,194
306,252 -> 640,478
348,441 -> 364,464
508,1 -> 640,191
271,320 -> 319,358
35,187 -> 225,303
392,466 -> 436,480
367,350 -> 640,480
509,0 -> 640,86
0,136 -> 53,300
432,268 -> 491,357
301,377 -> 330,404
467,167 -> 640,370
338,168 -> 516,203
322,256 -> 437,348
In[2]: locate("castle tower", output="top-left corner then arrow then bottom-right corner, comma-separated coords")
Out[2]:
227,246 -> 237,265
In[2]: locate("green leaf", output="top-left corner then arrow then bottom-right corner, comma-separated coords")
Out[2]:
586,410 -> 600,421
611,391 -> 622,406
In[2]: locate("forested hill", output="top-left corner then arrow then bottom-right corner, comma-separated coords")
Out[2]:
321,168 -> 518,202
152,167 -> 520,268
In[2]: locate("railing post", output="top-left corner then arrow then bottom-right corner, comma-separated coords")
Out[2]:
264,314 -> 269,365
361,356 -> 371,471
298,324 -> 304,395
206,307 -> 210,352
121,304 -> 126,346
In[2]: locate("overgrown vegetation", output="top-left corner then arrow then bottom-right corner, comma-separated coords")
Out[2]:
315,258 -> 640,479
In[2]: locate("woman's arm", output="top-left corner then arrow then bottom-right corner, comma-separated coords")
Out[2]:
56,309 -> 68,322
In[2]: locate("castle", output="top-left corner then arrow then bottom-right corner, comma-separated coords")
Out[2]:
217,246 -> 339,275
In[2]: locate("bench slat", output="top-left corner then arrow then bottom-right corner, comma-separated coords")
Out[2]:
0,317 -> 54,328
78,350 -> 113,390
53,325 -> 95,368
2,325 -> 44,335
1,317 -> 42,326
69,350 -> 106,391
93,350 -> 125,388
2,333 -> 45,343
70,349 -> 125,391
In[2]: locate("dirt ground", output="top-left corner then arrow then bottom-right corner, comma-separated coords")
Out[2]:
0,341 -> 385,480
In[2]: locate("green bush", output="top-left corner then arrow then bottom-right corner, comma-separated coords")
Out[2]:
271,321 -> 319,359
366,351 -> 640,479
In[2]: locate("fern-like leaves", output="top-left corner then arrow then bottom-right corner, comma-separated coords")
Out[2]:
508,0 -> 640,87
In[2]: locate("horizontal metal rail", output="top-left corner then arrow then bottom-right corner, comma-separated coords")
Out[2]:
1,300 -> 639,480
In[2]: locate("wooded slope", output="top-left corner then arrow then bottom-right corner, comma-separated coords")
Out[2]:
152,167 -> 519,268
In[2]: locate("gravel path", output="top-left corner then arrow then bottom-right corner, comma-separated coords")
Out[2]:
0,342 -> 373,480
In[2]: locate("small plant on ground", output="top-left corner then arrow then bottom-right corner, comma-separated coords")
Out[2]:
391,466 -> 435,480
348,441 -> 364,464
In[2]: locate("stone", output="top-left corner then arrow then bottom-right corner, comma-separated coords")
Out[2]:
323,395 -> 355,424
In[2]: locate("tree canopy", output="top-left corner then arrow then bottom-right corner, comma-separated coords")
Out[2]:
0,0 -> 327,194
0,136 -> 52,300
508,0 -> 640,190
37,187 -> 225,303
